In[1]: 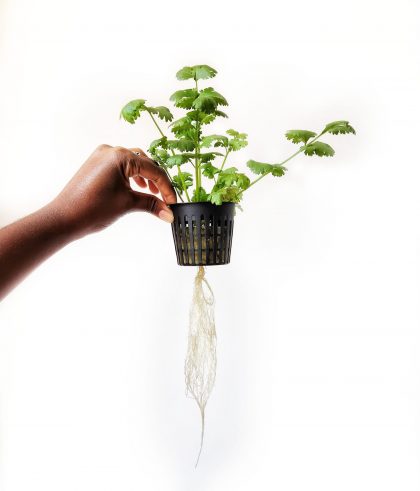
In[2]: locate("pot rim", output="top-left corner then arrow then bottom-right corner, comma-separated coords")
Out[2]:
169,201 -> 235,208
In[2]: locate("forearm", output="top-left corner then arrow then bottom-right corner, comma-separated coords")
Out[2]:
0,203 -> 78,301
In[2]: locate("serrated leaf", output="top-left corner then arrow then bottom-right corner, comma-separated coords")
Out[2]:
199,113 -> 217,125
120,99 -> 146,124
169,89 -> 198,109
167,138 -> 196,152
226,129 -> 246,139
246,160 -> 273,175
227,129 -> 248,151
201,162 -> 220,179
186,110 -> 228,125
271,164 -> 287,177
215,168 -> 249,190
209,189 -> 223,205
172,172 -> 193,193
236,173 -> 251,189
148,106 -> 174,122
220,166 -> 239,174
303,141 -> 335,157
192,186 -> 209,202
214,110 -> 228,118
170,116 -> 195,136
201,134 -> 228,148
176,65 -> 217,81
218,168 -> 238,186
210,186 -> 243,204
285,129 -> 316,144
322,120 -> 356,135
166,154 -> 194,167
148,137 -> 167,154
199,151 -> 223,163
152,148 -> 170,166
192,87 -> 228,114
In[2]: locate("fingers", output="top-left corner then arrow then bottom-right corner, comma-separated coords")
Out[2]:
132,175 -> 159,194
131,148 -> 148,158
132,175 -> 147,188
129,190 -> 174,223
127,147 -> 177,205
148,180 -> 159,194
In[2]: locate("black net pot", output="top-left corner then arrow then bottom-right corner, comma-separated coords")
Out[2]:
169,202 -> 236,266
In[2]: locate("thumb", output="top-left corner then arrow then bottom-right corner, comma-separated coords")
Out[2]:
129,190 -> 174,223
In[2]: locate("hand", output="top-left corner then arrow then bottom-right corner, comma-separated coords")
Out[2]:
51,144 -> 177,237
0,144 -> 177,300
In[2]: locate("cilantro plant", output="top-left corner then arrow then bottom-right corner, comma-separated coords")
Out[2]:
120,65 -> 355,205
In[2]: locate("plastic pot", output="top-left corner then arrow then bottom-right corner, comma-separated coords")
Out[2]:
169,202 -> 236,266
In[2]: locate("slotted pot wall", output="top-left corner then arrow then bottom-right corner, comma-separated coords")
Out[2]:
170,202 -> 235,266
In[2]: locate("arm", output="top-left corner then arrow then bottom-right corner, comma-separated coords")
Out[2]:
0,144 -> 177,301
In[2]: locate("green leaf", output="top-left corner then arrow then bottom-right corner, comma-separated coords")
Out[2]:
199,151 -> 223,163
322,120 -> 356,135
186,110 -> 217,126
167,138 -> 196,152
201,134 -> 228,148
176,65 -> 217,81
227,128 -> 248,151
169,89 -> 198,109
166,154 -> 194,167
222,186 -> 244,202
120,99 -> 146,124
210,186 -> 243,204
199,113 -> 217,125
152,148 -> 170,166
172,172 -> 193,193
201,163 -> 220,179
193,87 -> 228,114
217,167 -> 239,186
215,110 -> 228,118
271,164 -> 287,177
148,137 -> 167,154
170,116 -> 195,136
215,168 -> 250,190
303,141 -> 335,157
236,173 -> 251,189
192,186 -> 209,202
226,129 -> 246,138
148,106 -> 174,122
186,110 -> 228,125
209,189 -> 223,205
285,129 -> 316,144
246,160 -> 273,175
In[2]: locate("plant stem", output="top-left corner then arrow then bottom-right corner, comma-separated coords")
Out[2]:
210,148 -> 230,193
177,164 -> 191,202
245,170 -> 272,191
243,133 -> 322,194
220,149 -> 230,172
194,78 -> 201,197
145,108 -> 189,202
146,109 -> 166,138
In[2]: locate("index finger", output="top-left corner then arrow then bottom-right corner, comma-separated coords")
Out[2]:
128,148 -> 177,205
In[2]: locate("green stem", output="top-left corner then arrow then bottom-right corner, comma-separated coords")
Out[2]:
146,109 -> 166,138
245,170 -> 271,191
220,149 -> 230,172
177,164 -> 191,202
194,78 -> 201,197
210,148 -> 230,193
145,108 -> 188,202
243,133 -> 322,194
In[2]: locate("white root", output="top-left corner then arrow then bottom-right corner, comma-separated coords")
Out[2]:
184,266 -> 217,467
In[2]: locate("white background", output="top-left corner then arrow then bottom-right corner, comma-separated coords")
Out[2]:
0,0 -> 420,489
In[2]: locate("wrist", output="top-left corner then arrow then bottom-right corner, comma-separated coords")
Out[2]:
40,200 -> 87,243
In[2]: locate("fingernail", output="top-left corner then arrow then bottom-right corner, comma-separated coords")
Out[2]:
158,209 -> 174,223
